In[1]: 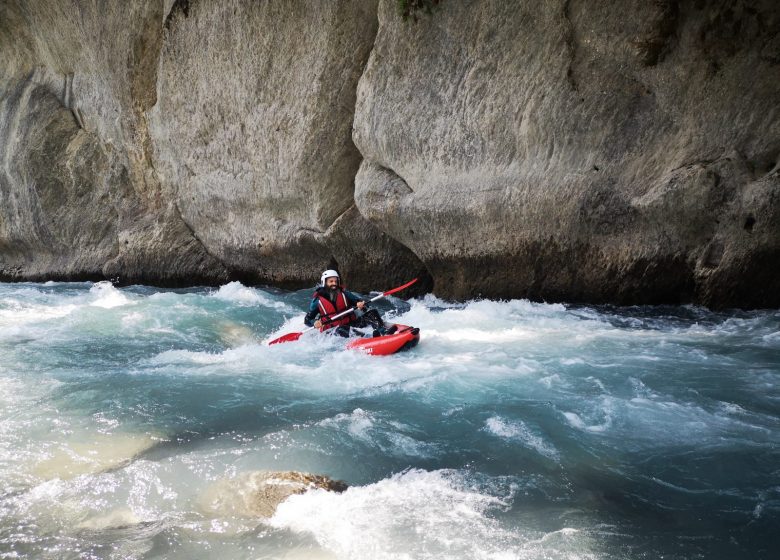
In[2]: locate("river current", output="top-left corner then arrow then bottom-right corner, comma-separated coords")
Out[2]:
0,281 -> 778,559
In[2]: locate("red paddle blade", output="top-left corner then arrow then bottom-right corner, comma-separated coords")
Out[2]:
267,331 -> 303,345
382,278 -> 418,297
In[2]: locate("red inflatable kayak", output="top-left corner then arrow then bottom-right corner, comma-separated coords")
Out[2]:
347,325 -> 420,356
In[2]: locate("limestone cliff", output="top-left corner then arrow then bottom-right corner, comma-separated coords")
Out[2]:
150,0 -> 427,289
354,0 -> 780,307
0,1 -> 229,285
1,0 -> 778,307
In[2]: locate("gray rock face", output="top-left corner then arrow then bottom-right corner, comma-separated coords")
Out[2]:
0,0 -> 427,291
0,0 -> 228,285
353,0 -> 780,307
1,0 -> 779,307
150,0 -> 391,286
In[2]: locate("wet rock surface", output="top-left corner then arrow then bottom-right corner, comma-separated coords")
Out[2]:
200,470 -> 348,518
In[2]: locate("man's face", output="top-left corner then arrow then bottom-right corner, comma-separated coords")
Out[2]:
325,277 -> 339,291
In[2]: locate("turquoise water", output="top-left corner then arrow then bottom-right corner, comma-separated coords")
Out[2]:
0,281 -> 778,559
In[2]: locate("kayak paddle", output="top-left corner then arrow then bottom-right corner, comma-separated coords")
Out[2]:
267,278 -> 418,345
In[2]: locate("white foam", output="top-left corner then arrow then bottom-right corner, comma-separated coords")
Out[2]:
121,311 -> 145,325
0,300 -> 77,327
538,375 -> 556,388
89,281 -> 132,308
149,348 -> 244,366
560,358 -> 585,365
621,394 -> 774,446
383,432 -> 439,458
212,281 -> 288,309
318,408 -> 376,439
485,417 -> 560,461
718,402 -> 747,415
429,326 -> 537,343
317,409 -> 438,458
762,330 -> 780,344
562,412 -> 586,430
399,297 -> 576,333
269,469 -> 531,560
562,411 -> 611,433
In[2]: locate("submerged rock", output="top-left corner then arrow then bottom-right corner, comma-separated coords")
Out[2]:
200,470 -> 348,519
76,507 -> 142,531
32,432 -> 161,480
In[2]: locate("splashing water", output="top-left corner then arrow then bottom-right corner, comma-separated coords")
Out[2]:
0,281 -> 778,559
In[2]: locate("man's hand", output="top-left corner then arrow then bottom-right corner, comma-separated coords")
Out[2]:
356,301 -> 366,310
314,319 -> 322,329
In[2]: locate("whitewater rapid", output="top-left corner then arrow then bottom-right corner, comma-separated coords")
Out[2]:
0,281 -> 778,559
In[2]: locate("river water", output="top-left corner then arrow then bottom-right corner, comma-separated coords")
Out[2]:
0,281 -> 777,559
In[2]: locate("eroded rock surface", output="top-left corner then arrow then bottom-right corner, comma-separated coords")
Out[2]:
1,0 -> 779,307
151,0 -> 394,286
0,1 -> 228,285
353,0 -> 780,307
0,0 -> 428,292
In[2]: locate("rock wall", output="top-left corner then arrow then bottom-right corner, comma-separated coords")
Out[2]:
0,1 -> 229,285
353,0 -> 780,307
0,0 -> 429,292
1,0 -> 779,307
150,0 -> 427,289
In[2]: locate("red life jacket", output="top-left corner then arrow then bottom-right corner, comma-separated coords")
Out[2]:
315,289 -> 351,331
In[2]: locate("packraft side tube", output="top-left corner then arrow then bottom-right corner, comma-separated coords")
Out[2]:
346,325 -> 420,356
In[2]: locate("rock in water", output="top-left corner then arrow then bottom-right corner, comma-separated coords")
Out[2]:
200,471 -> 348,518
32,432 -> 160,480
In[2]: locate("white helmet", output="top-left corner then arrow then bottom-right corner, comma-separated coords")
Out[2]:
320,269 -> 340,287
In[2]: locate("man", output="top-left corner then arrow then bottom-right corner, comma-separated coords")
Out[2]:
304,269 -> 396,337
